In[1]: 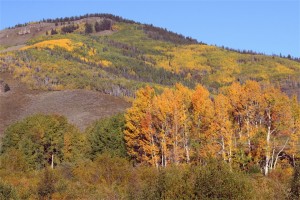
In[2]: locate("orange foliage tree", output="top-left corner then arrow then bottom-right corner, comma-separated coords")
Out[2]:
124,81 -> 299,174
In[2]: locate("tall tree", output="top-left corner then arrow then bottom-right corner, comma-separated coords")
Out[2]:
86,114 -> 127,158
212,94 -> 234,167
124,86 -> 158,166
225,81 -> 263,165
287,96 -> 300,166
191,84 -> 214,162
261,85 -> 292,175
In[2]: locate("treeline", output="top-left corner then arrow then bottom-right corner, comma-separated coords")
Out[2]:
8,13 -> 135,29
143,24 -> 200,45
220,45 -> 300,63
7,13 -> 298,61
41,13 -> 136,25
9,13 -> 201,45
41,13 -> 201,44
124,81 -> 300,175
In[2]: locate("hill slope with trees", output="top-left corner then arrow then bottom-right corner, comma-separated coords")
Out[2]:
0,14 -> 300,199
0,13 -> 299,99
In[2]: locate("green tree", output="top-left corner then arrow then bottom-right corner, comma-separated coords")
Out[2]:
86,113 -> 127,158
50,29 -> 58,35
194,161 -> 253,199
1,114 -> 83,169
94,21 -> 101,32
84,23 -> 93,34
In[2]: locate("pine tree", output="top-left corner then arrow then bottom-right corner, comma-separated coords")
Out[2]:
85,23 -> 93,34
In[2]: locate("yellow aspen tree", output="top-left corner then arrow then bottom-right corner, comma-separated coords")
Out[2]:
261,85 -> 292,175
174,83 -> 193,163
152,84 -> 192,166
241,81 -> 263,154
225,81 -> 263,166
225,83 -> 244,147
124,86 -> 158,166
191,84 -> 214,161
212,94 -> 234,167
287,95 -> 300,166
153,89 -> 174,167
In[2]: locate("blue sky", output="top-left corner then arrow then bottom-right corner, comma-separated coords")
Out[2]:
0,0 -> 299,57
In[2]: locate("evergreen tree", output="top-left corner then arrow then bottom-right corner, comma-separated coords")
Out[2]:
86,113 -> 127,158
84,23 -> 93,34
50,29 -> 58,35
94,21 -> 101,32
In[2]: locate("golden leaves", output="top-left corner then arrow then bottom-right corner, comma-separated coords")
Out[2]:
21,39 -> 83,52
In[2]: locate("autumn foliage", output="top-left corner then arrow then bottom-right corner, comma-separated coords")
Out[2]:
124,81 -> 300,175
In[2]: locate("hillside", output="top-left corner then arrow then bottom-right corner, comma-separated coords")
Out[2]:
1,13 -> 300,200
0,14 -> 299,100
0,73 -> 129,135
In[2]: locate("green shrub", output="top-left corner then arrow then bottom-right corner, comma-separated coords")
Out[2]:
193,162 -> 254,200
37,167 -> 56,199
290,162 -> 300,199
0,180 -> 19,200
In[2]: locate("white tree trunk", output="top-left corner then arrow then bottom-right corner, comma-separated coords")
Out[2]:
51,153 -> 54,169
264,129 -> 271,175
264,110 -> 271,176
273,138 -> 289,170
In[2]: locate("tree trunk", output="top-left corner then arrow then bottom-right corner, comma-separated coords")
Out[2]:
264,110 -> 271,176
184,123 -> 190,163
221,135 -> 226,161
273,138 -> 289,170
51,154 -> 54,169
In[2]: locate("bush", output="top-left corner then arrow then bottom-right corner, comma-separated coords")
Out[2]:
127,163 -> 253,200
0,180 -> 19,200
37,167 -> 56,199
290,162 -> 300,199
193,162 -> 254,199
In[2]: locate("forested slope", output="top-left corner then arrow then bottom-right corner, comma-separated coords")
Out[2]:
0,14 -> 299,98
1,14 -> 300,199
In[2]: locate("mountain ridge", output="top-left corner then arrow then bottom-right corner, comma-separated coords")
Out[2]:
2,13 -> 299,60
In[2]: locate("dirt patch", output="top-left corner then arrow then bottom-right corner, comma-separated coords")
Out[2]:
0,73 -> 130,136
0,17 -> 115,48
0,23 -> 55,47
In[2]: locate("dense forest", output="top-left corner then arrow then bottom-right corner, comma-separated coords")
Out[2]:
1,14 -> 300,199
1,81 -> 300,199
